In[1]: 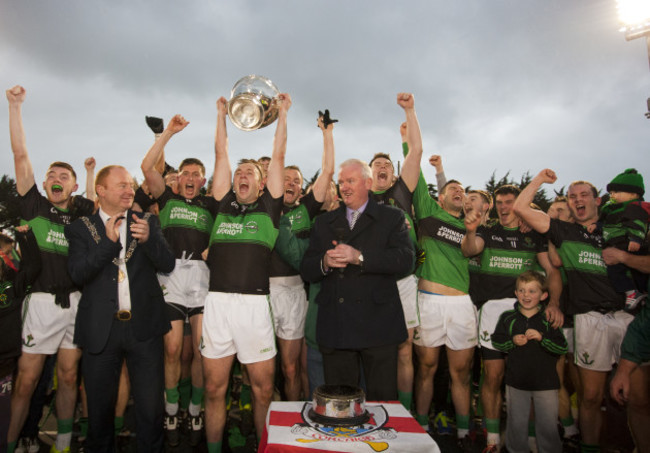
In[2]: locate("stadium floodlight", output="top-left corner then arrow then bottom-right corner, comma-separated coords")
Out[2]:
617,0 -> 650,118
617,0 -> 650,40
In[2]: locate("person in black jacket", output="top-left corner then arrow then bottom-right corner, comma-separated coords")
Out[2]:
65,165 -> 175,452
301,158 -> 414,401
0,227 -> 40,451
492,270 -> 567,453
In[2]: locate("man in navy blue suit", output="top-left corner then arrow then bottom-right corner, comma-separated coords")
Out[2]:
65,165 -> 175,452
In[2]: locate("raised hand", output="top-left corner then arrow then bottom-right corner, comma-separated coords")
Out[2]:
84,157 -> 96,172
216,97 -> 228,116
277,93 -> 292,113
397,92 -> 414,109
318,109 -> 338,130
536,168 -> 557,185
166,114 -> 190,134
6,85 -> 26,105
464,207 -> 482,232
429,155 -> 443,171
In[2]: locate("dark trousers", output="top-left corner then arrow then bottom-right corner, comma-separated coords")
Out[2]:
82,318 -> 164,453
320,344 -> 398,401
608,262 -> 649,294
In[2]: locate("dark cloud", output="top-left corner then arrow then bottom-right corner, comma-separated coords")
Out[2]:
0,0 -> 649,195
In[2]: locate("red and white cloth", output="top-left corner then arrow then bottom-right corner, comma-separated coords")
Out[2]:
259,401 -> 440,453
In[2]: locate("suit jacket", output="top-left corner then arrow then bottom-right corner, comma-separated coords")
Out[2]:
65,210 -> 175,354
301,196 -> 414,350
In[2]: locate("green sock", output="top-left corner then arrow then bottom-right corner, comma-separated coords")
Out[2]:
191,385 -> 204,407
114,416 -> 124,435
398,391 -> 412,411
228,426 -> 246,448
486,418 -> 500,434
456,413 -> 470,431
165,385 -> 180,404
240,383 -> 252,408
78,416 -> 88,438
7,441 -> 16,453
415,413 -> 429,428
58,417 -> 74,434
179,377 -> 192,410
528,419 -> 536,437
580,442 -> 600,453
207,441 -> 222,453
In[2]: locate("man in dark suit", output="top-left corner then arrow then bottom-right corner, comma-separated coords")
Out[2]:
65,165 -> 175,452
301,158 -> 414,401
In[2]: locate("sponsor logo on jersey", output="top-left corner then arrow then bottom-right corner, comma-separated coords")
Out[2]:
577,251 -> 605,268
245,221 -> 259,234
216,222 -> 244,236
46,229 -> 69,247
437,226 -> 464,244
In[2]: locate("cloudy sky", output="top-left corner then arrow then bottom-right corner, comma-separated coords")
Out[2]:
1,1 -> 649,198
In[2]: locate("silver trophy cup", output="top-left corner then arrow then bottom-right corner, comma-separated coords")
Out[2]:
228,75 -> 280,131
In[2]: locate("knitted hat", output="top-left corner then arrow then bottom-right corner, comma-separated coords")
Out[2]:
607,168 -> 645,196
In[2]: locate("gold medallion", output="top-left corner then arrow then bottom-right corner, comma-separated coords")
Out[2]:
118,269 -> 125,283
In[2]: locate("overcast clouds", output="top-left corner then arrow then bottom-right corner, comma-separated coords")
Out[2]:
1,0 -> 649,197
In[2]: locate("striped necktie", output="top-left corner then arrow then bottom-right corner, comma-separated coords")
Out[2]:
349,210 -> 360,230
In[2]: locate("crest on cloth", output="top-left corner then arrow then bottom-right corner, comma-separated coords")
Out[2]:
290,403 -> 397,452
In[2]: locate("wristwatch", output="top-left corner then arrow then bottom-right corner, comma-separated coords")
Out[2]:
358,252 -> 364,266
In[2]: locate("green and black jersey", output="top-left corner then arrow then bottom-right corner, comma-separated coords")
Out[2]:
270,191 -> 322,277
599,200 -> 649,248
207,188 -> 283,294
491,304 -> 567,391
472,224 -> 546,305
547,219 -> 624,315
413,174 -> 468,293
157,186 -> 219,260
373,177 -> 417,246
19,184 -> 94,294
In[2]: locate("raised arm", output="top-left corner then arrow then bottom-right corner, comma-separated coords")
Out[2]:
397,93 -> 423,192
311,112 -> 336,203
84,157 -> 96,202
513,169 -> 555,234
6,85 -> 35,195
266,93 -> 292,199
461,209 -> 485,257
430,155 -> 447,189
212,97 -> 232,202
141,114 -> 189,199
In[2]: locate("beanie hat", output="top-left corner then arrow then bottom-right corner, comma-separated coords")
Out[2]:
607,168 -> 644,197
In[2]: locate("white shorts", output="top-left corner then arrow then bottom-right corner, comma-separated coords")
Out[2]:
22,291 -> 80,354
397,274 -> 419,329
478,298 -> 517,350
158,259 -> 209,308
414,292 -> 478,350
574,310 -> 634,372
270,276 -> 308,340
201,292 -> 276,364
563,327 -> 574,355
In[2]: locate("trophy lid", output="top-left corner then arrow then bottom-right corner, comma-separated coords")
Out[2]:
228,75 -> 280,131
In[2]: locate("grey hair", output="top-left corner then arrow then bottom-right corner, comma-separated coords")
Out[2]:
339,159 -> 372,180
